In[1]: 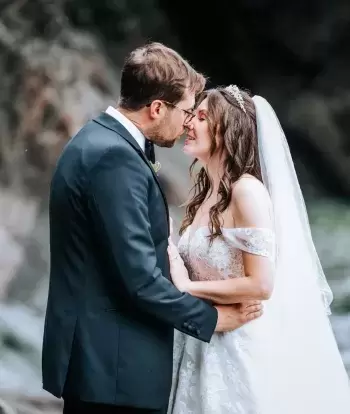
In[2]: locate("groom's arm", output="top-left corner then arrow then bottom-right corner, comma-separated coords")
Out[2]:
88,144 -> 218,342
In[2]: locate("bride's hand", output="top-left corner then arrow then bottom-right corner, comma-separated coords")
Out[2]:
167,239 -> 191,292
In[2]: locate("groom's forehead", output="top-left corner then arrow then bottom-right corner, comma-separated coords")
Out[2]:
182,91 -> 196,109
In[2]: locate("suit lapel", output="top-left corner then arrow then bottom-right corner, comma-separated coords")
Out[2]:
93,112 -> 169,227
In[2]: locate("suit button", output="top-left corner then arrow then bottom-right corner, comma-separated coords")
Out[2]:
183,322 -> 189,329
196,329 -> 201,336
188,325 -> 195,332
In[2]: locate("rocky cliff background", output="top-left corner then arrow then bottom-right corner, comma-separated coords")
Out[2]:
0,0 -> 349,412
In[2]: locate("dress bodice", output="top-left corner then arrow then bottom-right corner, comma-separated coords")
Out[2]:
178,226 -> 275,282
169,225 -> 276,414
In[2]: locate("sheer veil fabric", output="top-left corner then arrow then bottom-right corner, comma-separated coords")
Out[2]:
249,96 -> 350,412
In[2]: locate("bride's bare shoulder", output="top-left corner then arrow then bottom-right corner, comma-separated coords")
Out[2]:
232,174 -> 269,199
230,174 -> 272,228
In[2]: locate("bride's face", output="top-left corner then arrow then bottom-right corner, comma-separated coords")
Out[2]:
183,98 -> 215,162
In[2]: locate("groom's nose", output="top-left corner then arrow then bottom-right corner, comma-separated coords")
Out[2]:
183,125 -> 192,135
184,120 -> 194,130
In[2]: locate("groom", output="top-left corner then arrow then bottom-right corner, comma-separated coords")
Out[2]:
42,42 -> 262,414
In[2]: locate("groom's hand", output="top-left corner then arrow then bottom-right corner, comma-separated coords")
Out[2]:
214,301 -> 263,332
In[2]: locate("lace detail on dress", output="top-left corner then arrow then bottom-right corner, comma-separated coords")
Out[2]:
169,226 -> 276,414
177,227 -> 275,282
170,225 -> 350,414
222,228 -> 275,260
178,227 -> 244,281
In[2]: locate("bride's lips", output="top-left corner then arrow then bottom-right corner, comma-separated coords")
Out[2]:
184,134 -> 196,145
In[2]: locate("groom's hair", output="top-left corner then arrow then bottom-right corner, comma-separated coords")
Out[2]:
119,42 -> 206,111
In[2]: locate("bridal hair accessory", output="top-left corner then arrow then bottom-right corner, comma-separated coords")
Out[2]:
225,84 -> 246,114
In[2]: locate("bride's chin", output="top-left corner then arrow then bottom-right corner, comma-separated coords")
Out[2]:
182,144 -> 195,156
183,146 -> 205,161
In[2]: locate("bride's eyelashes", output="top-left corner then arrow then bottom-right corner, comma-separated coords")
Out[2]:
196,109 -> 207,121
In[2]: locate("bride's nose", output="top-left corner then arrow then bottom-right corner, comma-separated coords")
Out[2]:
184,118 -> 194,130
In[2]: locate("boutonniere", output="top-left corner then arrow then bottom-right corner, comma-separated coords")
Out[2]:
151,161 -> 161,173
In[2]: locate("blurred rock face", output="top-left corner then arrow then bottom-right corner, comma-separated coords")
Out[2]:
0,0 -> 349,407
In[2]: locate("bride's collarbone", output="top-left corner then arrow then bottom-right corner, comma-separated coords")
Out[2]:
191,207 -> 235,231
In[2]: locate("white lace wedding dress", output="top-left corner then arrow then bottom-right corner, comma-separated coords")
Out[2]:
168,225 -> 275,414
168,225 -> 350,414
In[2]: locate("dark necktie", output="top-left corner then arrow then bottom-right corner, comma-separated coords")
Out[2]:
145,139 -> 155,163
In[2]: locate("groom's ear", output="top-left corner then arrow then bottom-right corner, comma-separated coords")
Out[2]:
147,100 -> 164,120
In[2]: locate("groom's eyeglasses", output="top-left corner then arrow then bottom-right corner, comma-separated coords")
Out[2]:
146,101 -> 195,122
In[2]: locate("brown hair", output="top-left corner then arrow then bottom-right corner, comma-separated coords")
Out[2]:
119,42 -> 206,111
180,87 -> 262,243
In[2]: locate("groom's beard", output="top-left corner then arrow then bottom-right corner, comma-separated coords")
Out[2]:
155,138 -> 177,148
146,116 -> 180,148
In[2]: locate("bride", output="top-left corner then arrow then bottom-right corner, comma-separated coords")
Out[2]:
167,85 -> 350,414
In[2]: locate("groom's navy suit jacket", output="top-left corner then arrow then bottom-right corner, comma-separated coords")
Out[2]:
42,112 -> 217,409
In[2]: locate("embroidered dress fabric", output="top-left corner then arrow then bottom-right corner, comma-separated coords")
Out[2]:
168,225 -> 350,414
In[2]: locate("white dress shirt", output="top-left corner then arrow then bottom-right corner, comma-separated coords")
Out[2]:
105,106 -> 145,152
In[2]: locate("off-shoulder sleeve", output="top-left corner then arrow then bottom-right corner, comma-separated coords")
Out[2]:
222,227 -> 276,260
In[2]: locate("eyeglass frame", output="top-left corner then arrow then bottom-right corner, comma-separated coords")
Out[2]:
146,100 -> 195,123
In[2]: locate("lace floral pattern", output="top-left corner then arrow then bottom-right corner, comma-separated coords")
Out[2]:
168,227 -> 275,414
233,228 -> 275,259
178,227 -> 275,283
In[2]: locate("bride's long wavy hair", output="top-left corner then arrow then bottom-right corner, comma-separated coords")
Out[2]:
179,87 -> 262,242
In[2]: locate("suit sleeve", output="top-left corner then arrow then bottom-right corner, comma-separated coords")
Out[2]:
88,145 -> 217,342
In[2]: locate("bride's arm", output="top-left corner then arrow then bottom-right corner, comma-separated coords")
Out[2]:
181,254 -> 273,304
170,178 -> 275,304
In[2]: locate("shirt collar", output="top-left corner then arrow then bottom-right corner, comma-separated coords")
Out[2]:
105,106 -> 145,152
